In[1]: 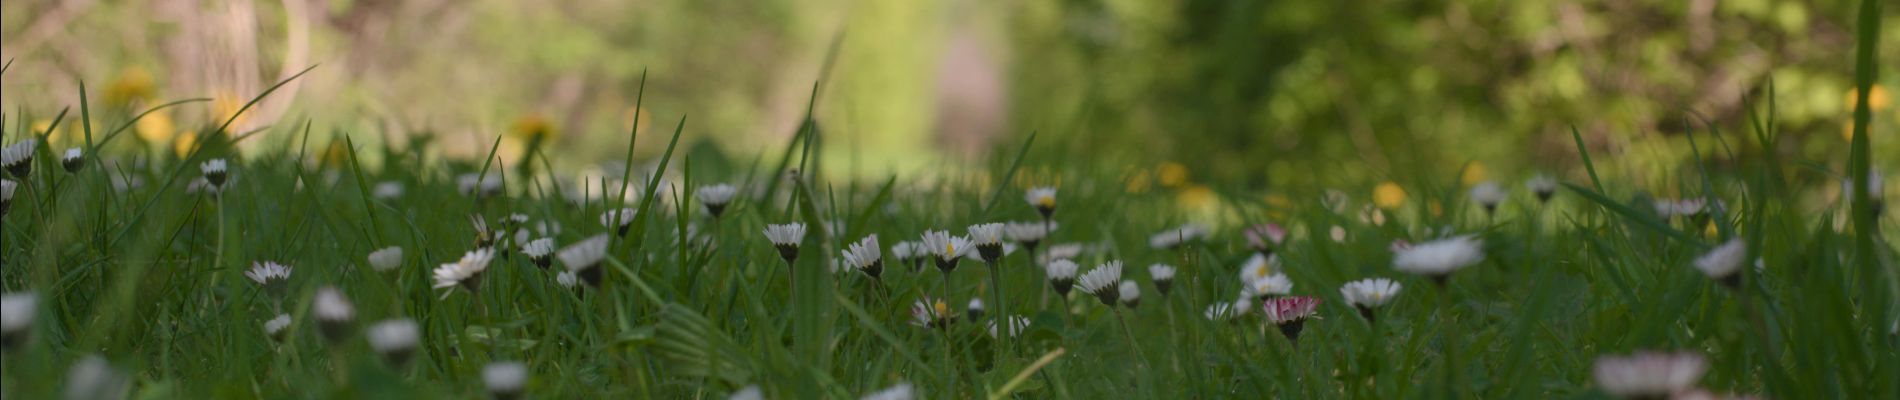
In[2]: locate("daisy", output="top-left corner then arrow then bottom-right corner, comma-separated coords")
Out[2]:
1261,296 -> 1321,343
313,286 -> 355,344
841,235 -> 885,280
1469,181 -> 1506,213
484,362 -> 531,400
433,248 -> 496,295
64,355 -> 130,400
1204,303 -> 1235,321
457,172 -> 502,198
989,315 -> 1031,338
1592,351 -> 1706,399
1694,238 -> 1746,288
730,386 -> 764,400
764,223 -> 807,263
522,238 -> 556,269
1004,221 -> 1055,251
966,298 -> 987,322
1076,261 -> 1125,306
246,261 -> 293,299
1527,175 -> 1558,202
1340,278 -> 1402,323
2,138 -> 36,177
601,208 -> 638,237
697,183 -> 738,218
200,158 -> 229,188
556,271 -> 581,289
558,234 -> 611,287
1118,281 -> 1141,308
1329,226 -> 1348,242
1025,187 -> 1057,218
1238,253 -> 1277,284
910,297 -> 955,328
1843,172 -> 1887,215
366,318 -> 420,366
61,148 -> 84,173
1149,264 -> 1177,296
891,241 -> 925,272
1045,259 -> 1079,296
862,382 -> 915,400
1037,243 -> 1085,267
921,230 -> 971,273
1392,235 -> 1484,285
471,215 -> 498,248
367,246 -> 403,272
372,181 -> 404,200
1231,295 -> 1255,316
1,179 -> 15,218
1244,223 -> 1288,257
1149,224 -> 1210,250
1243,273 -> 1294,300
1,291 -> 38,350
264,313 -> 292,342
968,223 -> 1006,263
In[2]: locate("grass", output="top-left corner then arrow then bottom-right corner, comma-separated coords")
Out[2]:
0,2 -> 1894,397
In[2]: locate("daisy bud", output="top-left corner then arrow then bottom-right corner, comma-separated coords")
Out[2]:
1469,181 -> 1506,213
1527,175 -> 1558,203
965,298 -> 986,322
921,230 -> 971,273
1076,261 -> 1124,306
601,208 -> 637,237
1045,259 -> 1078,297
1592,351 -> 1706,399
1,179 -> 17,218
696,183 -> 738,218
1693,238 -> 1746,288
1392,235 -> 1484,286
61,148 -> 84,173
200,158 -> 229,188
1148,264 -> 1176,297
1,291 -> 39,351
264,313 -> 292,342
367,246 -> 403,272
366,318 -> 421,367
522,238 -> 556,269
64,355 -> 130,400
968,223 -> 1006,263
1340,278 -> 1401,323
558,234 -> 610,287
1025,187 -> 1057,218
763,223 -> 807,264
1118,281 -> 1141,308
313,287 -> 356,344
1,139 -> 36,178
484,361 -> 529,400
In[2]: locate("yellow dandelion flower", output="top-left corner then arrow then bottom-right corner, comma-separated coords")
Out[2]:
174,133 -> 199,157
210,91 -> 247,131
1178,184 -> 1217,211
1157,162 -> 1189,188
511,114 -> 557,143
136,111 -> 177,144
1461,162 -> 1489,186
1845,85 -> 1890,112
105,67 -> 156,106
1125,169 -> 1153,193
1372,182 -> 1407,209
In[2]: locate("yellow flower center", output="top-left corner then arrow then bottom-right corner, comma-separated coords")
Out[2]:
1037,196 -> 1055,207
933,301 -> 949,315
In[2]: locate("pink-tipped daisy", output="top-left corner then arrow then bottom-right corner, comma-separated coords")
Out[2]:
1261,296 -> 1321,343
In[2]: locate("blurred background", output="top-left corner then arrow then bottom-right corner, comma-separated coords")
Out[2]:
1,0 -> 1896,197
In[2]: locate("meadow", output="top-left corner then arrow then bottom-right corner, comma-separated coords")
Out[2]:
1,1 -> 1897,398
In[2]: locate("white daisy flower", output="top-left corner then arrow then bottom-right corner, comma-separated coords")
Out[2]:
365,318 -> 421,366
1232,295 -> 1255,316
601,208 -> 638,237
1262,296 -> 1322,343
966,298 -> 987,322
64,355 -> 130,400
558,234 -> 611,286
1037,243 -> 1085,267
696,183 -> 738,217
1329,225 -> 1348,243
1204,303 -> 1235,321
60,147 -> 84,173
0,179 -> 16,218
1149,264 -> 1177,296
367,246 -> 403,272
1244,223 -> 1288,256
1841,171 -> 1885,200
841,235 -> 885,280
764,223 -> 808,263
1076,261 -> 1125,306
921,230 -> 972,273
556,271 -> 581,289
1392,235 -> 1484,284
1238,253 -> 1277,284
263,313 -> 292,341
2,139 -> 37,177
200,158 -> 229,188
433,248 -> 496,295
891,241 -> 925,272
1469,181 -> 1506,212
313,286 -> 355,343
1592,351 -> 1707,399
910,297 -> 955,328
1243,273 -> 1294,300
1341,278 -> 1402,322
1025,187 -> 1057,218
484,361 -> 530,400
1004,221 -> 1055,249
1118,280 -> 1141,308
1694,238 -> 1747,287
968,223 -> 1007,263
1527,175 -> 1558,202
246,261 -> 292,298
1045,259 -> 1079,296
989,315 -> 1031,338
522,238 -> 557,269
2,291 -> 39,350
729,385 -> 764,400
861,382 -> 915,400
372,181 -> 404,200
457,172 -> 503,198
1149,224 -> 1210,250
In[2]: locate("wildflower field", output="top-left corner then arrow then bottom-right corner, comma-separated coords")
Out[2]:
3,1 -> 1898,399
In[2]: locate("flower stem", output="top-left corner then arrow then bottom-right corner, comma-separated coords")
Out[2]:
940,273 -> 956,397
986,260 -> 1008,357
